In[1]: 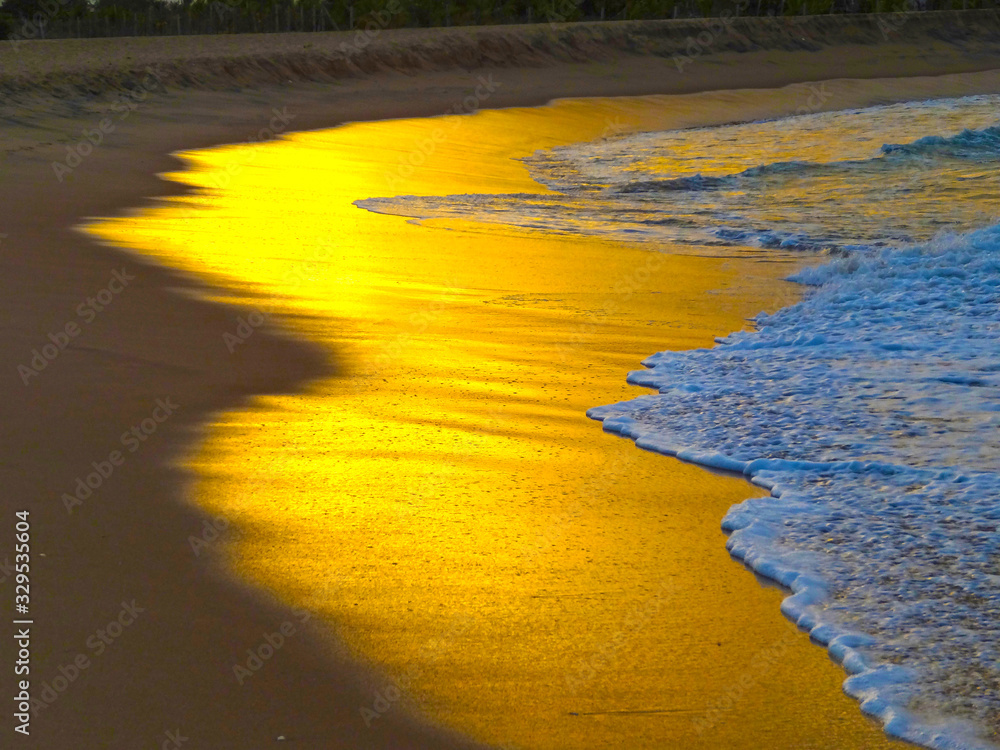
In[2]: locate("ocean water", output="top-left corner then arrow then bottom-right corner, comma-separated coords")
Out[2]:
358,96 -> 1000,256
359,97 -> 1000,749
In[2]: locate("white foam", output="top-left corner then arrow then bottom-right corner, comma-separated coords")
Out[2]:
589,225 -> 1000,749
358,95 -> 1000,257
354,94 -> 1000,747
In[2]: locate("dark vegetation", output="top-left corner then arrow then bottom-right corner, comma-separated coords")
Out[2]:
0,0 -> 994,42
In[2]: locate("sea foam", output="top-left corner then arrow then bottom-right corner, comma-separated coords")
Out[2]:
589,224 -> 1000,749
358,97 -> 1000,257
356,95 -> 1000,748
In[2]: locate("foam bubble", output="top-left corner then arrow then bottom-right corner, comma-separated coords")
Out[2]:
590,225 -> 1000,749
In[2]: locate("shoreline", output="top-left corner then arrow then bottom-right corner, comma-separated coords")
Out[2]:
87,91 -> 871,750
3,20 -> 1000,748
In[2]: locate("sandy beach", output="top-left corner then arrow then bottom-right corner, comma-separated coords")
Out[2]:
3,14 -> 1000,749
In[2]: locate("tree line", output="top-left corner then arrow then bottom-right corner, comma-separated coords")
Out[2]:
1,0 -> 993,43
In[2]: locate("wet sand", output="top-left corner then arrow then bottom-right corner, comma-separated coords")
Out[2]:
3,21 -> 1000,750
87,88 -> 982,749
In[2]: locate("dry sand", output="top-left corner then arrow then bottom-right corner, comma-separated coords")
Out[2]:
2,13 -> 1000,749
2,10 -> 1000,100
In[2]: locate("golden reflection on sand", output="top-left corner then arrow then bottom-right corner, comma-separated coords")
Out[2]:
89,98 -> 897,749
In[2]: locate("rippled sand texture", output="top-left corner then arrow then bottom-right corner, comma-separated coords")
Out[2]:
89,98 -> 899,748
